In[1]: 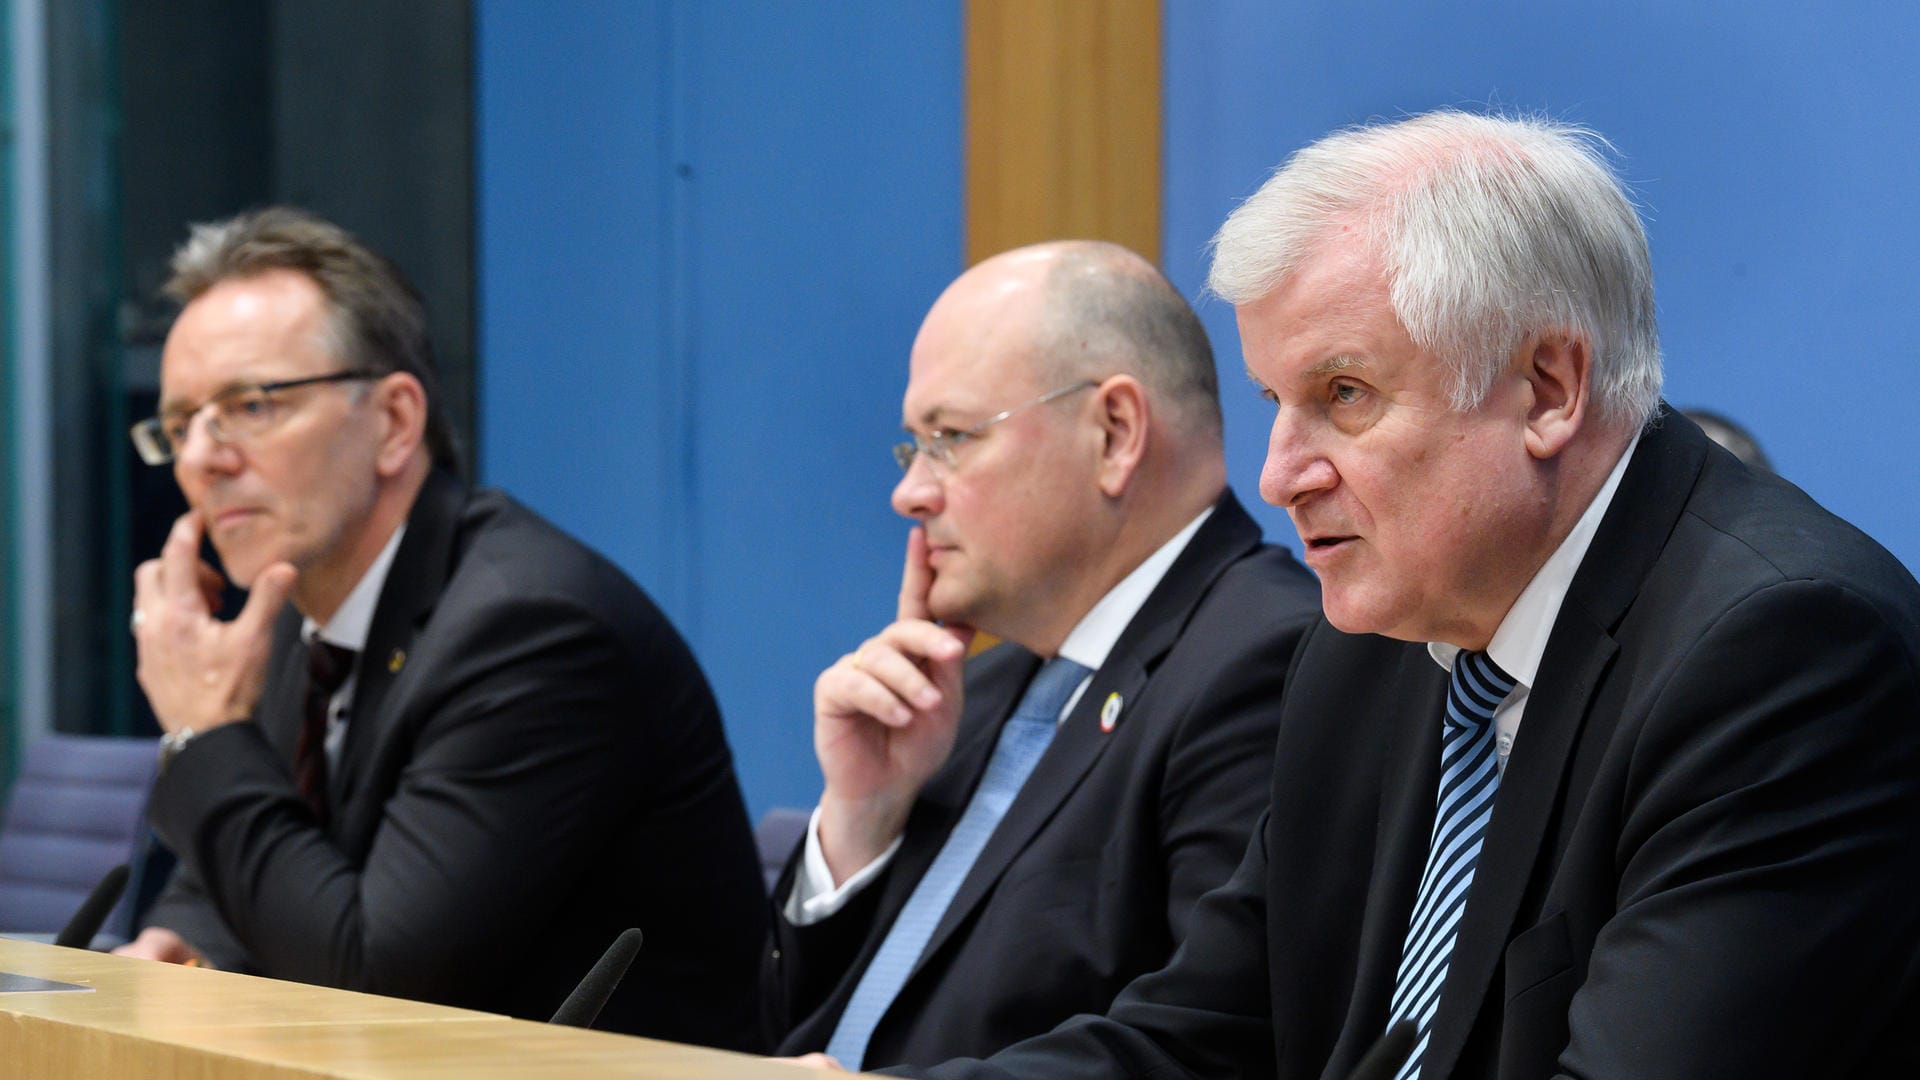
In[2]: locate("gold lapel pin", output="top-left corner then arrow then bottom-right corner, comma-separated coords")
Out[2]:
1100,691 -> 1123,733
388,648 -> 407,674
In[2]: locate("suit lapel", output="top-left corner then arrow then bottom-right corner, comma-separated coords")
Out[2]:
908,653 -> 1152,977
1323,654 -> 1451,1067
904,493 -> 1264,985
329,471 -> 466,817
259,608 -> 309,759
1417,407 -> 1708,1079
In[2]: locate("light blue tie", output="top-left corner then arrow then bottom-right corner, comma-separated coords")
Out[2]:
1388,649 -> 1518,1080
825,656 -> 1092,1071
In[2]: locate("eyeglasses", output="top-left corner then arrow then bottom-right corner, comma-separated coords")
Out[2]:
892,380 -> 1099,473
130,369 -> 379,466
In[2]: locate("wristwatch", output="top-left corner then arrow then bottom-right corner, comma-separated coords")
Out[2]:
158,727 -> 197,772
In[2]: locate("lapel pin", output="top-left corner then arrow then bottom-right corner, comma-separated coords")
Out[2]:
1100,691 -> 1123,733
388,648 -> 407,674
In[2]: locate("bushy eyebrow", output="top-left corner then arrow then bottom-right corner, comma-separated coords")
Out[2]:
1242,354 -> 1369,397
911,401 -> 994,431
158,375 -> 276,419
1302,354 -> 1367,381
904,406 -> 950,433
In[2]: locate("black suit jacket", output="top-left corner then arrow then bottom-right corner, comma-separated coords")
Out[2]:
921,409 -> 1920,1079
765,492 -> 1321,1069
145,472 -> 766,1049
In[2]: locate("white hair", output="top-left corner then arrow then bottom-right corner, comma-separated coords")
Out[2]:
1208,110 -> 1662,427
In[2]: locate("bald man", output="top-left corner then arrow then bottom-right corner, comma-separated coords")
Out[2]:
761,242 -> 1320,1071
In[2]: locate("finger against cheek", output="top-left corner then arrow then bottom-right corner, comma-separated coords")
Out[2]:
166,512 -> 203,552
897,526 -> 935,623
160,514 -> 209,598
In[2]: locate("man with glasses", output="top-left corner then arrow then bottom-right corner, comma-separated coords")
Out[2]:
117,208 -> 765,1048
763,241 -> 1320,1070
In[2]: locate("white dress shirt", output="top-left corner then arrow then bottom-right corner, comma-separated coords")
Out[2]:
1427,435 -> 1638,772
788,507 -> 1217,924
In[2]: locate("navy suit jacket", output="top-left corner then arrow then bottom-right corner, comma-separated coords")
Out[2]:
919,409 -> 1920,1079
145,472 -> 766,1048
765,492 -> 1321,1069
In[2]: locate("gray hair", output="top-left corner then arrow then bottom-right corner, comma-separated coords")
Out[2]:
165,206 -> 460,469
1208,110 -> 1661,428
1031,242 -> 1223,442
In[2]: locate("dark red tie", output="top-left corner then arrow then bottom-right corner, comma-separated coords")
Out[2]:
297,639 -> 357,824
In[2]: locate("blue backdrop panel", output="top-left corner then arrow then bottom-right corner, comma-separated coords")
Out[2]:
1165,1 -> 1920,570
475,1 -> 686,606
476,2 -> 962,817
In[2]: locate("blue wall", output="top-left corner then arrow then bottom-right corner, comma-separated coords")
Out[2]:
477,3 -> 1918,817
476,1 -> 962,817
1165,1 -> 1920,572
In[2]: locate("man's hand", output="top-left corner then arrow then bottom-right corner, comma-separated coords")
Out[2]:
813,527 -> 975,884
132,512 -> 296,735
112,926 -> 212,967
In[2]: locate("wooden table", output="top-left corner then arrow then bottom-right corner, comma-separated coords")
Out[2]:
0,937 -> 823,1078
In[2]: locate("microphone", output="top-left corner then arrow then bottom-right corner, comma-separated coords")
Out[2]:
548,928 -> 644,1028
54,864 -> 130,950
1348,1020 -> 1417,1080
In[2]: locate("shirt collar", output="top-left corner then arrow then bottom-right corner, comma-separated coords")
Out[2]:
1428,432 -> 1640,684
302,524 -> 407,652
1056,505 -> 1215,673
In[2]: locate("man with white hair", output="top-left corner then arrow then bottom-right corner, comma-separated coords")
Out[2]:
899,111 -> 1920,1078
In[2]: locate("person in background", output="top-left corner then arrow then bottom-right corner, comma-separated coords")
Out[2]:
1684,407 -> 1774,472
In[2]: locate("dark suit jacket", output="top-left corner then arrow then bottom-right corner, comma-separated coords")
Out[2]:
920,409 -> 1920,1079
145,472 -> 766,1049
765,492 -> 1321,1069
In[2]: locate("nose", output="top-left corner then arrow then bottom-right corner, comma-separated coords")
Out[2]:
891,452 -> 945,520
1258,406 -> 1337,508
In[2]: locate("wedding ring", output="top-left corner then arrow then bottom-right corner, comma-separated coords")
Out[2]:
130,609 -> 146,633
851,648 -> 866,672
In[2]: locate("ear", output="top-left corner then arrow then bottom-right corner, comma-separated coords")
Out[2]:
369,372 -> 429,477
1092,375 -> 1150,497
1520,332 -> 1590,461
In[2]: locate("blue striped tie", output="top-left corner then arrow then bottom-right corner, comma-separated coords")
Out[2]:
1388,649 -> 1518,1080
824,656 -> 1091,1071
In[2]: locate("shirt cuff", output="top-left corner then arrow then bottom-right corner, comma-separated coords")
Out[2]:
783,805 -> 903,926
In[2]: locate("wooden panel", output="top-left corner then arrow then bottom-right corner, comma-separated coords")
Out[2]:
0,938 -> 823,1078
965,0 -> 1162,265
